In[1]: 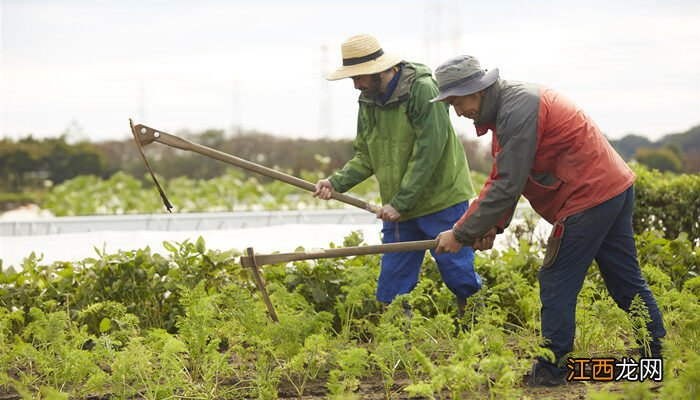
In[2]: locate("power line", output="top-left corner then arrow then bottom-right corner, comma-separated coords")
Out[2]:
319,44 -> 332,137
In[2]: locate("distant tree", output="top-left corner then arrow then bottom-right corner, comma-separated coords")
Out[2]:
460,137 -> 492,175
659,124 -> 700,173
610,134 -> 653,160
683,149 -> 700,173
220,131 -> 354,178
634,147 -> 684,173
94,139 -> 143,176
610,125 -> 700,172
659,124 -> 700,151
43,137 -> 108,183
0,137 -> 40,190
0,135 -> 108,191
0,139 -> 14,175
663,142 -> 684,158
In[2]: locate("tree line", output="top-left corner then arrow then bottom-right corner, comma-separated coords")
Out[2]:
0,129 -> 493,194
0,136 -> 107,192
1,124 -> 697,196
609,124 -> 700,173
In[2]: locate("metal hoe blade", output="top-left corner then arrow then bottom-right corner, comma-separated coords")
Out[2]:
129,118 -> 173,212
246,247 -> 280,322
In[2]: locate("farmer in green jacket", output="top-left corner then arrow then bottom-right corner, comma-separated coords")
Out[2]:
313,34 -> 482,311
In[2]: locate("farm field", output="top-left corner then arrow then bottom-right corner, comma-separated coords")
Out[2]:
2,3 -> 699,398
0,228 -> 697,399
0,165 -> 698,399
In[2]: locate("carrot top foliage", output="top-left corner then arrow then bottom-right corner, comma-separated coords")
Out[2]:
0,226 -> 697,399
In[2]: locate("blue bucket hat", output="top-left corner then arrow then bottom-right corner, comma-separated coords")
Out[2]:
430,55 -> 499,102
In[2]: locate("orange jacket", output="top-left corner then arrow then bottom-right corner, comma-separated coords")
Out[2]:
452,80 -> 635,244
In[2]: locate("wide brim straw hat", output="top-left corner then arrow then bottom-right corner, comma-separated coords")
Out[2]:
326,34 -> 404,81
430,55 -> 499,102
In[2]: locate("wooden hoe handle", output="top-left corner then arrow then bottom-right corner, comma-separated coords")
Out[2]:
240,239 -> 438,267
131,122 -> 379,214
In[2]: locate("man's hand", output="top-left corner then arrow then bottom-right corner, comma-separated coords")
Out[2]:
473,227 -> 497,251
435,229 -> 463,254
436,226 -> 498,253
375,204 -> 401,222
313,179 -> 335,200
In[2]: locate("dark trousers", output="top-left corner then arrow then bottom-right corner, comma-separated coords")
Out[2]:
539,186 -> 666,369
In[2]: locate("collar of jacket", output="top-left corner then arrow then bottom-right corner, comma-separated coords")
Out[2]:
359,62 -> 415,108
474,79 -> 502,136
379,64 -> 403,104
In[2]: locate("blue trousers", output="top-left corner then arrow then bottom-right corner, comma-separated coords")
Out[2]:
539,186 -> 666,369
377,201 -> 482,303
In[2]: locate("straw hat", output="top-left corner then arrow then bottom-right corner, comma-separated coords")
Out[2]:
326,34 -> 403,81
430,55 -> 499,102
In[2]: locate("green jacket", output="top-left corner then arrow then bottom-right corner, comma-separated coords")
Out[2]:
329,62 -> 476,221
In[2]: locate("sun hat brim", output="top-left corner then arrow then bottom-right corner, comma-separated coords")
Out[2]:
326,53 -> 403,81
430,68 -> 500,102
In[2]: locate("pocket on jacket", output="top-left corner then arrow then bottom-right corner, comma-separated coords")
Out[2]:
524,173 -> 562,199
529,171 -> 561,188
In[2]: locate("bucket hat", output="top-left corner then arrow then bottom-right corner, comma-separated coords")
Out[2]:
326,34 -> 403,81
430,55 -> 499,102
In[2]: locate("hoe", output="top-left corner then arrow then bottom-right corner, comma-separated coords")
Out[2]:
129,119 -> 439,322
129,119 -> 378,213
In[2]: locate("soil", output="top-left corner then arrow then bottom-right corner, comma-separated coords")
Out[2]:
0,377 -> 664,400
273,372 -> 662,399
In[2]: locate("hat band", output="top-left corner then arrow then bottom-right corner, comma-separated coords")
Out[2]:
343,49 -> 384,66
439,70 -> 485,92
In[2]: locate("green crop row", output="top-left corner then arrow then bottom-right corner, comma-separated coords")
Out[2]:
0,229 -> 698,399
39,165 -> 698,245
40,169 -> 488,217
41,170 -> 383,216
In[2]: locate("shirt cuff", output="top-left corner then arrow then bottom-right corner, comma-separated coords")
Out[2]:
389,198 -> 408,214
452,226 -> 475,246
327,176 -> 341,193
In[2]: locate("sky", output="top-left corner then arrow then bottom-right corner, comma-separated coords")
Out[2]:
1,0 -> 699,144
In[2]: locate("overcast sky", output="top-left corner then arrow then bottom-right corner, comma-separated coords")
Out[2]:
1,0 -> 699,144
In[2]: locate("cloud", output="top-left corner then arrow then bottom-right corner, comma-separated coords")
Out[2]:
1,0 -> 699,141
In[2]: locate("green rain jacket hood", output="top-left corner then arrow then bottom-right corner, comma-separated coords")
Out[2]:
329,62 -> 476,221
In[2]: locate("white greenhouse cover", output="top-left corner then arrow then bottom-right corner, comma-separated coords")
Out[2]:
0,223 -> 384,270
1,206 -> 550,271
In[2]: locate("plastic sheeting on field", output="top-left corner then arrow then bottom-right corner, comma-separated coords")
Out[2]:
0,223 -> 383,270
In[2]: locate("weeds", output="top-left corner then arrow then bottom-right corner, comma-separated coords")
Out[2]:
0,231 -> 697,398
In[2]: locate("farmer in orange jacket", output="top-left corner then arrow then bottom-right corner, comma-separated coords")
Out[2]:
433,55 -> 666,386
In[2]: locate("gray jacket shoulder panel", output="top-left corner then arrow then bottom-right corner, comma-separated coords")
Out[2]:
496,80 -> 540,147
453,80 -> 541,244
